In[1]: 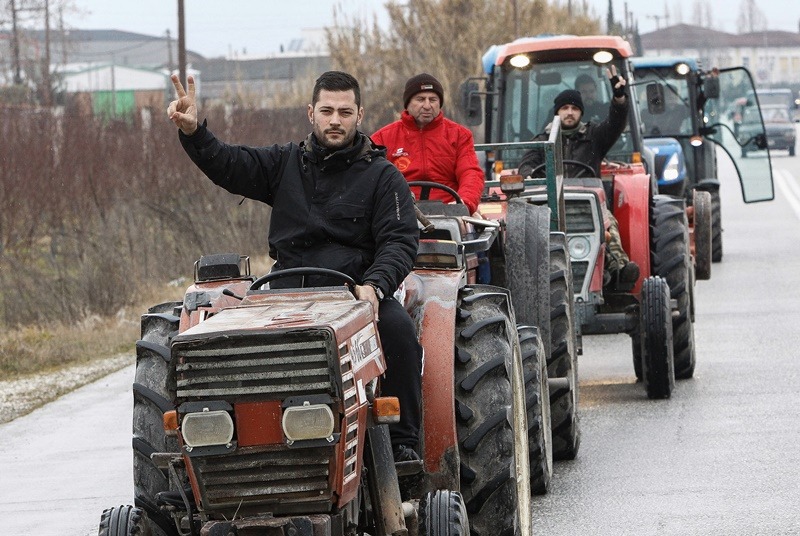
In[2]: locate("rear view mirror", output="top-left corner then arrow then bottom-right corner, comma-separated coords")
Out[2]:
646,83 -> 665,115
535,71 -> 562,86
459,80 -> 483,127
704,77 -> 720,99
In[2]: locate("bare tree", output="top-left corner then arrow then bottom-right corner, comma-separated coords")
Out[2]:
691,0 -> 713,28
736,0 -> 767,33
326,0 -> 600,130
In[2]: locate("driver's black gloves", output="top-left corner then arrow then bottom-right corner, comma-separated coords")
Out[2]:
610,75 -> 626,99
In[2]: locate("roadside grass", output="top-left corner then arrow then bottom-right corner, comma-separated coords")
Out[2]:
0,283 -> 185,381
0,255 -> 273,381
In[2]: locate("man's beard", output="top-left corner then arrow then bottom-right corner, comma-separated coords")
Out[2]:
315,125 -> 356,150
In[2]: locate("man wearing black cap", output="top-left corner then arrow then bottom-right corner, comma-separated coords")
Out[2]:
519,65 -> 639,289
372,73 -> 485,214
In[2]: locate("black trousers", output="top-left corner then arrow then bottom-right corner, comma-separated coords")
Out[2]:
376,297 -> 423,449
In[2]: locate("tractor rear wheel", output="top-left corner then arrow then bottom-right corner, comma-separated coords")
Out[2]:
710,190 -> 723,262
650,195 -> 696,379
547,233 -> 580,460
640,276 -> 675,399
517,325 -> 552,494
133,301 -> 182,536
98,505 -> 149,536
501,199 -> 551,355
419,490 -> 470,536
455,286 -> 532,536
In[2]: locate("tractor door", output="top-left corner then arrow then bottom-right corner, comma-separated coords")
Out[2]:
705,67 -> 774,202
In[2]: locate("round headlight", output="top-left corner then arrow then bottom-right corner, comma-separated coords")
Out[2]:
510,54 -> 531,68
592,50 -> 614,64
568,236 -> 592,260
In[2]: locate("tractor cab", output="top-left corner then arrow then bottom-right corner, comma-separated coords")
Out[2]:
631,57 -> 774,204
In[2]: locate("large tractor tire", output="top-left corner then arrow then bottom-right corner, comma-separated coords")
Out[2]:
547,233 -> 580,460
692,190 -> 712,281
500,199 -> 551,356
133,301 -> 182,536
419,490 -> 470,536
639,277 -> 675,399
710,189 -> 723,262
99,505 -> 150,536
517,325 -> 552,494
455,286 -> 532,536
650,195 -> 696,379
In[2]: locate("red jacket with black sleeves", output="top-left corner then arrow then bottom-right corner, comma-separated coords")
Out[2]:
372,111 -> 485,214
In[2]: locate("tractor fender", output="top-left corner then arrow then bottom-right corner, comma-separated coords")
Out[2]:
402,271 -> 461,490
611,173 -> 652,292
693,178 -> 720,192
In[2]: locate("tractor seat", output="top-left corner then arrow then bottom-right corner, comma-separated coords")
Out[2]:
416,200 -> 470,217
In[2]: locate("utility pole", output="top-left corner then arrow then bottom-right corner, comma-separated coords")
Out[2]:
166,28 -> 174,75
43,0 -> 51,105
10,0 -> 22,85
178,0 -> 186,86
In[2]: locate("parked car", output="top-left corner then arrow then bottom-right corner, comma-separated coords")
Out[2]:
740,105 -> 796,157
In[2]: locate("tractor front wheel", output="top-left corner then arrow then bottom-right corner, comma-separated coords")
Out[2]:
419,490 -> 470,536
133,301 -> 183,536
711,190 -> 723,262
517,325 -> 552,494
98,505 -> 150,536
640,277 -> 675,399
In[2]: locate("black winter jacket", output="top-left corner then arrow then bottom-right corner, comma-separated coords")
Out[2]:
518,98 -> 629,178
179,124 -> 419,297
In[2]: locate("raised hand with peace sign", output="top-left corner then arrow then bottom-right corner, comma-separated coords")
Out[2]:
167,74 -> 198,135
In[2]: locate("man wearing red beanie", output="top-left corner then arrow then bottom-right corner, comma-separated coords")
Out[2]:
372,73 -> 485,214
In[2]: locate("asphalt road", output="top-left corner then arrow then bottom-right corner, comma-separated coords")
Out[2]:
1,142 -> 798,536
532,145 -> 800,534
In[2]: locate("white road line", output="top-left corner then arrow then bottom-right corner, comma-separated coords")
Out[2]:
774,168 -> 800,220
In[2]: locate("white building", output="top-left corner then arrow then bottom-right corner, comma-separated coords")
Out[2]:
640,24 -> 800,87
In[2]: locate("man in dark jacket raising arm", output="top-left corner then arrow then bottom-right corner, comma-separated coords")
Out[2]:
168,70 -> 423,463
518,65 -> 639,289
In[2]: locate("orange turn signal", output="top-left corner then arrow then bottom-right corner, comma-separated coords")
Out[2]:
163,410 -> 179,432
373,397 -> 401,424
631,152 -> 642,163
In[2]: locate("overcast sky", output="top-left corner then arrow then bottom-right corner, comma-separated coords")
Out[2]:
59,0 -> 797,59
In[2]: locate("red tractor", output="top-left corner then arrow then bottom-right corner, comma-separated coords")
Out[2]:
100,191 -> 545,535
463,35 -> 705,398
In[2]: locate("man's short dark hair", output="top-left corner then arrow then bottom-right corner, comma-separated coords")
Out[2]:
312,71 -> 361,107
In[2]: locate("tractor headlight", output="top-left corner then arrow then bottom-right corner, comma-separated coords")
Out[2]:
568,236 -> 592,260
182,409 -> 234,448
282,402 -> 335,442
662,153 -> 681,181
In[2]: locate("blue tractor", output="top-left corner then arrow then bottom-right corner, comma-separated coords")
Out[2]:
631,56 -> 774,262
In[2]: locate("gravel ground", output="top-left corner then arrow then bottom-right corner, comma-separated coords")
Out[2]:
0,354 -> 134,424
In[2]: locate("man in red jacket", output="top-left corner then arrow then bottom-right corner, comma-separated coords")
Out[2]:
372,73 -> 485,214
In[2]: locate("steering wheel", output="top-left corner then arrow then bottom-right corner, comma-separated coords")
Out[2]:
407,180 -> 464,205
529,159 -> 597,179
249,267 -> 356,292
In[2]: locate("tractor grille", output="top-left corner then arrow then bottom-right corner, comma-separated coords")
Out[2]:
571,261 -> 589,295
174,332 -> 334,402
192,445 -> 334,513
565,199 -> 597,233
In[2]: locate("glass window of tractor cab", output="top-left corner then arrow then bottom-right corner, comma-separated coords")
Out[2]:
499,59 -> 634,169
635,68 -> 693,138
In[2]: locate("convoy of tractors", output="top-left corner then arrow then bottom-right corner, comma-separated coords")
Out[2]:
98,33 -> 777,536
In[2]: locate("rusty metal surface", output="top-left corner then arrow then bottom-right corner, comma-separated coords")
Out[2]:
402,271 -> 461,481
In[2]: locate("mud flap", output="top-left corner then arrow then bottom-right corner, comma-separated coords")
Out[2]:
366,425 -> 408,536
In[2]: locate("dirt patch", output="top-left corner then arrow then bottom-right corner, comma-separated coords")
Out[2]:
0,354 -> 134,424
